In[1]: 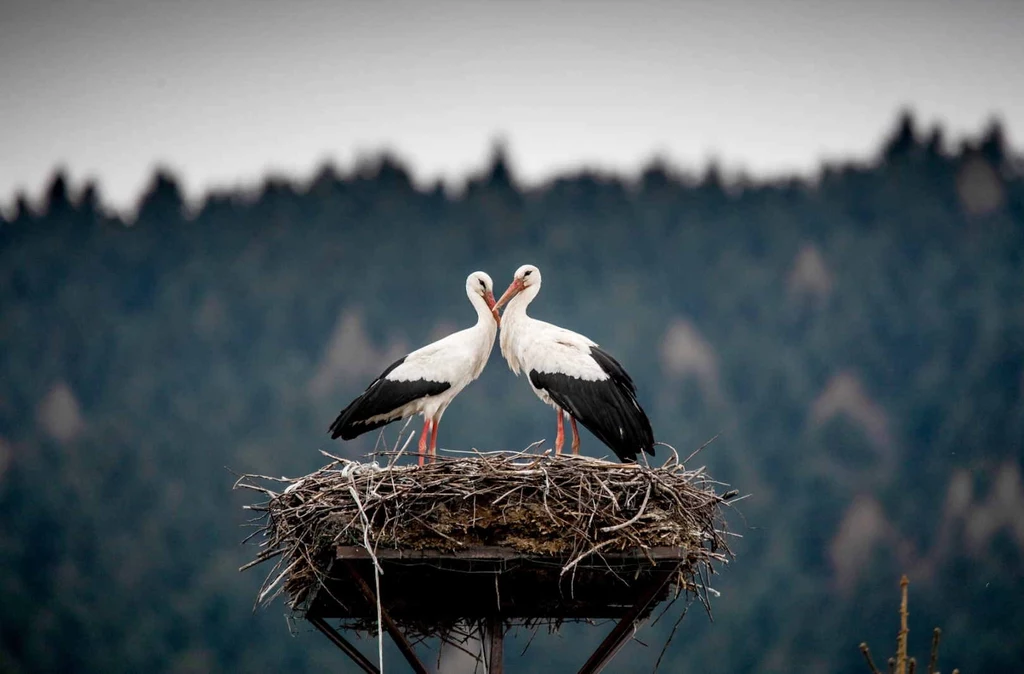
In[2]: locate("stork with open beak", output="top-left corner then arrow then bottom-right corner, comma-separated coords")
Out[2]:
329,271 -> 500,464
493,264 -> 655,462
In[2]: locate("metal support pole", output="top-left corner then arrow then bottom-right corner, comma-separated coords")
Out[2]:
345,562 -> 431,674
486,615 -> 504,674
308,615 -> 381,674
576,569 -> 679,674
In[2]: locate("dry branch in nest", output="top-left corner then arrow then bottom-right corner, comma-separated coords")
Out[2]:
236,447 -> 736,637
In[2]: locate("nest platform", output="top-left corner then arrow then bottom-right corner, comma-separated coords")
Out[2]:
237,449 -> 735,673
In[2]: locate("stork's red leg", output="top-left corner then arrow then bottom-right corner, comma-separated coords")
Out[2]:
555,410 -> 565,454
418,419 -> 431,466
429,419 -> 440,463
570,416 -> 581,455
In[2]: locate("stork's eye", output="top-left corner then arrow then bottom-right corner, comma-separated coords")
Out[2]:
479,279 -> 486,288
523,270 -> 532,277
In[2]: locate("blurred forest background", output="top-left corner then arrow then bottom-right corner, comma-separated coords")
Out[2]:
1,112 -> 1023,673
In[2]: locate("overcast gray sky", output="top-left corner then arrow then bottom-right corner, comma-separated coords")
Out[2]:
2,0 -> 1022,212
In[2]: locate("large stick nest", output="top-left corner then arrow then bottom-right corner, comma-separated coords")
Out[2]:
236,447 -> 736,621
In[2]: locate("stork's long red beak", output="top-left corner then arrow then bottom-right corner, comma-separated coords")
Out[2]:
485,291 -> 500,326
493,279 -> 524,312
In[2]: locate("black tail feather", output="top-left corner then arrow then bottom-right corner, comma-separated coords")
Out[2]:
329,394 -> 398,440
327,356 -> 450,441
530,360 -> 654,463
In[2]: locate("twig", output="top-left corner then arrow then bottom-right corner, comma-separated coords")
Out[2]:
560,540 -> 617,576
927,628 -> 940,674
652,600 -> 691,672
860,643 -> 882,674
897,575 -> 909,674
601,483 -> 652,533
681,434 -> 720,465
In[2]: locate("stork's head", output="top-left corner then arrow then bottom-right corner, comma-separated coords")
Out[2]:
494,264 -> 541,311
467,271 -> 500,325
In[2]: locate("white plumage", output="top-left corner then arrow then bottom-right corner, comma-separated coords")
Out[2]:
329,271 -> 499,464
494,264 -> 655,462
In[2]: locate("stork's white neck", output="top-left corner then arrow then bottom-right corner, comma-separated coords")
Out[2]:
498,282 -> 540,374
466,288 -> 499,343
503,282 -> 540,323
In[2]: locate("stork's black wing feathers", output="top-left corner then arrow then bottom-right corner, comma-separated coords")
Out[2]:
588,345 -> 637,395
329,356 -> 450,440
529,346 -> 654,462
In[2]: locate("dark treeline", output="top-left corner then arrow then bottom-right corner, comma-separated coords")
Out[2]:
1,112 -> 1023,673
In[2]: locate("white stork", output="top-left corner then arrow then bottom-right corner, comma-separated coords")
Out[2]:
329,271 -> 500,464
493,264 -> 655,462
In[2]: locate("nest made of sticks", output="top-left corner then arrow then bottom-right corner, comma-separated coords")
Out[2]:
236,446 -> 736,623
